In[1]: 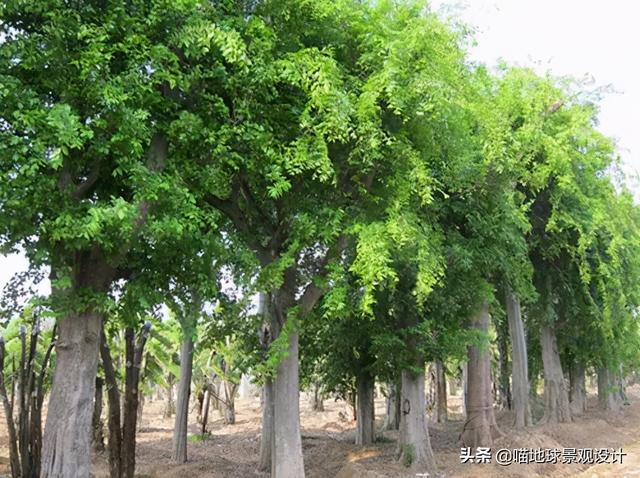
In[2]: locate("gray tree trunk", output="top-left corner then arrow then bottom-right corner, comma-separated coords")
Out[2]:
597,368 -> 622,412
258,378 -> 274,472
540,325 -> 572,423
569,362 -> 587,416
172,334 -> 194,464
461,302 -> 502,448
311,383 -> 324,412
506,290 -> 532,427
92,376 -> 105,453
41,310 -> 102,478
434,360 -> 447,423
164,375 -> 175,418
221,380 -> 237,425
272,328 -> 304,477
397,361 -> 436,473
381,381 -> 400,431
355,372 -> 375,445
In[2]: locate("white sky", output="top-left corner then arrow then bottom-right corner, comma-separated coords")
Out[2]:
2,0 -> 639,296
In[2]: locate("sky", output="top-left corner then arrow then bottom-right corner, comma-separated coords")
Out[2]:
1,0 -> 639,296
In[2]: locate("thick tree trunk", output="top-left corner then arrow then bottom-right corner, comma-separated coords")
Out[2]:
569,362 -> 587,416
461,302 -> 502,448
258,378 -> 274,473
100,331 -> 122,478
434,360 -> 447,423
540,325 -> 572,423
598,368 -> 622,412
92,376 -> 105,453
381,381 -> 401,431
397,360 -> 436,473
506,290 -> 532,427
172,334 -> 194,464
271,328 -> 304,477
41,310 -> 102,478
355,372 -> 375,445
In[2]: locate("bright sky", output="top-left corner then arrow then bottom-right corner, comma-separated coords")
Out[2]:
2,0 -> 639,296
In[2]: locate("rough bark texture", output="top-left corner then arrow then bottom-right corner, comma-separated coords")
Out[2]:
569,362 -> 587,416
172,334 -> 194,464
434,360 -> 447,423
92,377 -> 105,453
221,379 -> 238,425
41,310 -> 103,478
397,362 -> 436,473
461,302 -> 503,448
355,372 -> 375,445
381,381 -> 401,431
540,325 -> 572,423
506,291 -> 532,427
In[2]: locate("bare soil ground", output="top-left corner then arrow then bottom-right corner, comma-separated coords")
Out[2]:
1,386 -> 639,477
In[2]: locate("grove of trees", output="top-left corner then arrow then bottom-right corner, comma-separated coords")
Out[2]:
1,1 -> 639,477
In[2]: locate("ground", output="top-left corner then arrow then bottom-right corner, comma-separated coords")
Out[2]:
1,386 -> 639,477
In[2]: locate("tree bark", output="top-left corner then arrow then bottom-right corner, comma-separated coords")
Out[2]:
92,376 -> 105,453
461,302 -> 503,448
569,362 -> 587,416
122,323 -> 150,478
355,371 -> 375,445
496,318 -> 511,410
397,360 -> 436,473
100,330 -> 122,478
258,378 -> 274,473
172,334 -> 194,464
271,328 -> 304,477
41,310 -> 103,478
164,375 -> 175,418
506,290 -> 532,427
201,386 -> 210,435
598,367 -> 622,412
434,360 -> 447,423
311,383 -> 324,412
221,379 -> 237,425
540,325 -> 572,423
381,381 -> 401,431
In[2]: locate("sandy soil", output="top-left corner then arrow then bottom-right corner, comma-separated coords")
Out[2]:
1,386 -> 639,477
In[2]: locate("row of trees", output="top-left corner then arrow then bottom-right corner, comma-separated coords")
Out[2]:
1,0 -> 639,477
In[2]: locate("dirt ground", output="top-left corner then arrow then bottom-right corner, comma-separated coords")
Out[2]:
1,386 -> 639,477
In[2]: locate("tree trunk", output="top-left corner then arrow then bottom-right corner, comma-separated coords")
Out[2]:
355,371 -> 375,445
397,360 -> 436,473
506,290 -> 532,427
540,325 -> 572,423
271,328 -> 304,477
461,362 -> 468,418
569,362 -> 587,416
221,380 -> 237,425
100,330 -> 122,478
496,317 -> 511,410
172,334 -> 194,464
461,302 -> 503,448
258,378 -> 274,473
311,383 -> 324,412
598,368 -> 622,412
381,381 -> 401,431
121,323 -> 150,478
163,375 -> 175,419
201,386 -> 211,435
92,376 -> 105,453
41,310 -> 103,478
434,360 -> 447,423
